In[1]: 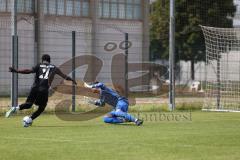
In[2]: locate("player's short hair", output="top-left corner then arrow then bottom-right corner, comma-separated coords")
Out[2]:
42,54 -> 51,63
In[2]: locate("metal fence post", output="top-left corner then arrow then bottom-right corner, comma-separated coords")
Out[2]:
11,0 -> 18,107
125,33 -> 129,98
169,0 -> 175,111
72,31 -> 76,112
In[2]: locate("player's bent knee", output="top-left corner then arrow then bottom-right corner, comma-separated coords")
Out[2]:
20,102 -> 33,110
103,117 -> 113,123
25,103 -> 33,108
38,105 -> 46,112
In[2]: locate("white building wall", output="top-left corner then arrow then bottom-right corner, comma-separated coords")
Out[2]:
0,15 -> 35,95
94,20 -> 143,83
0,15 -> 144,95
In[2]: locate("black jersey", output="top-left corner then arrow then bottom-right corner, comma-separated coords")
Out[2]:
32,63 -> 57,90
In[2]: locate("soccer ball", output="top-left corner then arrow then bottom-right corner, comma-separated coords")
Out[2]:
22,116 -> 33,127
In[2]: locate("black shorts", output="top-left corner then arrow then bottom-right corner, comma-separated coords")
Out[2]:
26,87 -> 49,106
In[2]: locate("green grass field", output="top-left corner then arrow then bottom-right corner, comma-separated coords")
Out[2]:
0,112 -> 240,160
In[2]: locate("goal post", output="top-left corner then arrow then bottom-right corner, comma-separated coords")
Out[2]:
201,25 -> 240,112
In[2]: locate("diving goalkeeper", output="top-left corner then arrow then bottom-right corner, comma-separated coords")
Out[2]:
84,82 -> 143,126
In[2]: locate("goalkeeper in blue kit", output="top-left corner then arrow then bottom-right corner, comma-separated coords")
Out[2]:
84,82 -> 143,126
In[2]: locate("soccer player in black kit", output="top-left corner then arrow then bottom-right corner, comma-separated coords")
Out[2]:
5,54 -> 77,124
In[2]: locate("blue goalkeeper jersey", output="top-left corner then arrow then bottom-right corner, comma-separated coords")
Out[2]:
92,83 -> 126,108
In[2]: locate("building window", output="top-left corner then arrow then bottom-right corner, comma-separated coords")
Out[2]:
82,0 -> 89,16
66,0 -> 73,16
133,0 -> 141,19
44,0 -> 90,17
102,0 -> 110,18
0,0 -> 7,12
0,0 -> 33,13
99,0 -> 142,20
118,0 -> 125,19
57,0 -> 65,15
48,0 -> 56,15
110,0 -> 118,18
75,0 -> 81,16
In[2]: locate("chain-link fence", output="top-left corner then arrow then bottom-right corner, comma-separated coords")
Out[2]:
149,0 -> 240,110
1,0 -> 240,111
0,0 -> 148,110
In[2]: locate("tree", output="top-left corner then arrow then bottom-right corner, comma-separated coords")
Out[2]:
150,0 -> 169,60
150,0 -> 236,80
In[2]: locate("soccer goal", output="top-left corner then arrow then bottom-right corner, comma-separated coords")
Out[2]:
201,25 -> 240,112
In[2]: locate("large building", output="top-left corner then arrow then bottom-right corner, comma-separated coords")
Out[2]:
0,0 -> 150,95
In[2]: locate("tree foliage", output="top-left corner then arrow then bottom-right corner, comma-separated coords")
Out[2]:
150,0 -> 236,62
150,0 -> 236,79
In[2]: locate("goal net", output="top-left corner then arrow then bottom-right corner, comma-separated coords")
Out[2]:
201,25 -> 240,112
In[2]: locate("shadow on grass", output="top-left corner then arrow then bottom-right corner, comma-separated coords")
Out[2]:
107,123 -> 139,127
32,124 -> 93,128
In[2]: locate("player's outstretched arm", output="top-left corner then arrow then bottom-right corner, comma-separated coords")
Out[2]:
84,82 -> 93,88
84,96 -> 105,107
56,68 -> 77,85
94,99 -> 105,107
84,82 -> 104,89
9,67 -> 33,74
